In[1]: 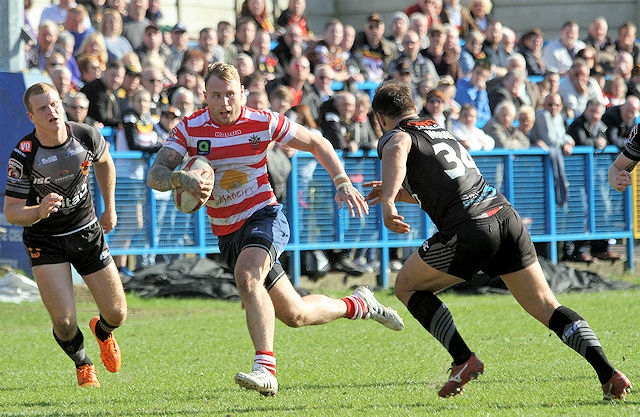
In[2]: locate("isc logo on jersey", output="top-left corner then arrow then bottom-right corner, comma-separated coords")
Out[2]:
33,177 -> 51,184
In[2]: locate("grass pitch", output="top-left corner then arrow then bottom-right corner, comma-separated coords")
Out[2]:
0,284 -> 638,416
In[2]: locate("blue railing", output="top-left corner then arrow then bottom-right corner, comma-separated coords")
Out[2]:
96,146 -> 634,288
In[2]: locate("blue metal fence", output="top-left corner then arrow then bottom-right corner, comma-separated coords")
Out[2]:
96,146 -> 634,288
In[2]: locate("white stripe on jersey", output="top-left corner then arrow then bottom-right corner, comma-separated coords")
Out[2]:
165,106 -> 298,236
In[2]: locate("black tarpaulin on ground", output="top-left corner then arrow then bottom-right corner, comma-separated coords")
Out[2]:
123,257 -> 240,300
452,257 -> 640,295
123,256 -> 638,299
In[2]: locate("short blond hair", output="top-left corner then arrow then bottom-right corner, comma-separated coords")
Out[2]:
204,62 -> 240,84
23,82 -> 58,112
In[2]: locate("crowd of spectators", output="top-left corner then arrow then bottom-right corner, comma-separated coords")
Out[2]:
24,0 -> 640,274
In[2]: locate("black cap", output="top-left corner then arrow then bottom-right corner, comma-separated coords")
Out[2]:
396,58 -> 412,74
367,13 -> 383,23
144,23 -> 161,33
125,63 -> 142,76
171,22 -> 187,33
162,106 -> 182,118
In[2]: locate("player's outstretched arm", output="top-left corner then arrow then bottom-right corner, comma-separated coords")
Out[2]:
609,153 -> 636,192
363,181 -> 417,205
286,124 -> 369,218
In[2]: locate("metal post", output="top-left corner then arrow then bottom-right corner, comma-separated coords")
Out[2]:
0,0 -> 26,73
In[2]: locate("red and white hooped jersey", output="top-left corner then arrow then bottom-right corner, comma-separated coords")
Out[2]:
164,106 -> 298,236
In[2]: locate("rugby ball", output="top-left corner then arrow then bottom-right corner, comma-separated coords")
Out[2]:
172,155 -> 214,214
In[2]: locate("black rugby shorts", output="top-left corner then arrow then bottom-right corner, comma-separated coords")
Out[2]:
418,205 -> 537,280
24,220 -> 113,275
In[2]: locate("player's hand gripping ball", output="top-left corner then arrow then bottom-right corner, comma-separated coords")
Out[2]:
172,155 -> 214,214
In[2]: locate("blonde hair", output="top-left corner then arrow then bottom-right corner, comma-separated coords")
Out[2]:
204,62 -> 240,84
103,9 -> 124,37
76,31 -> 108,66
23,83 -> 58,112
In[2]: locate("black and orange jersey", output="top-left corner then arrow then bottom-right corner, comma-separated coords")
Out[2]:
5,122 -> 107,236
378,116 -> 509,238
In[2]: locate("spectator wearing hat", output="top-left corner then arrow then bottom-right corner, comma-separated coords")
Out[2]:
385,11 -> 410,53
388,56 -> 414,87
419,88 -> 453,131
122,0 -> 151,50
166,23 -> 190,74
422,23 -> 460,80
116,61 -> 142,114
135,23 -> 170,69
454,60 -> 492,127
391,29 -> 439,92
351,13 -> 398,83
154,106 -> 181,143
102,9 -> 134,61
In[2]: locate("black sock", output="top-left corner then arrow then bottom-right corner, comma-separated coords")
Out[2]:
53,327 -> 92,368
548,306 -> 615,384
407,290 -> 473,365
94,315 -> 119,341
